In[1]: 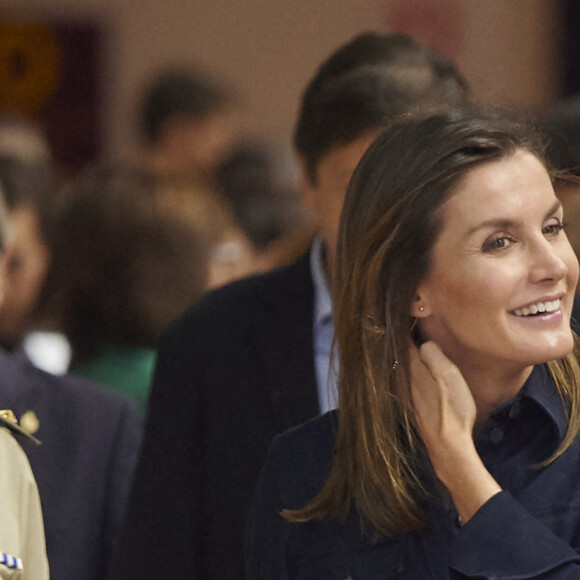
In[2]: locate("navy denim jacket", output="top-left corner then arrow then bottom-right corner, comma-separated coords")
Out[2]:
245,364 -> 580,579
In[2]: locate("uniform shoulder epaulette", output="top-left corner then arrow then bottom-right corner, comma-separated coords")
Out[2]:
0,410 -> 41,446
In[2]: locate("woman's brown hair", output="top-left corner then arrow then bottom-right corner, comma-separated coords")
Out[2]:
284,110 -> 580,536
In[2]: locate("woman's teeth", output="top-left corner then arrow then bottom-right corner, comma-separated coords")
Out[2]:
513,298 -> 561,317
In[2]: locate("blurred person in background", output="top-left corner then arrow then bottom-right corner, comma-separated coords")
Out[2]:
138,67 -> 238,186
0,113 -> 84,377
116,32 -> 471,580
157,173 -> 256,289
216,142 -> 318,272
40,166 -> 205,411
7,163 -> 228,412
0,155 -> 142,580
0,115 -> 56,358
0,173 -> 49,580
0,155 -> 53,357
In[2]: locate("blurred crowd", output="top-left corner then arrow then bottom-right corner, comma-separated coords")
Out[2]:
0,68 -> 315,406
0,64 -> 315,580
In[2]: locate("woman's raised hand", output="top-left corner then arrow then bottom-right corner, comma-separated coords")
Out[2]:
409,341 -> 476,455
409,340 -> 501,523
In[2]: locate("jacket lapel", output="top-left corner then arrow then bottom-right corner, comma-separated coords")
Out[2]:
251,252 -> 320,433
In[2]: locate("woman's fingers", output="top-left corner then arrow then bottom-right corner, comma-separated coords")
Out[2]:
409,340 -> 476,444
409,341 -> 501,522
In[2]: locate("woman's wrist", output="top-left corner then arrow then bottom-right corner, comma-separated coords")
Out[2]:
431,443 -> 502,523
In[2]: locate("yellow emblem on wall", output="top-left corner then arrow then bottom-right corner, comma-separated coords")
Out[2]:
0,19 -> 62,115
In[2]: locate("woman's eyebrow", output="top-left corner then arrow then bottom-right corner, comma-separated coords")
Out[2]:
466,217 -> 519,237
466,200 -> 563,237
547,199 -> 563,218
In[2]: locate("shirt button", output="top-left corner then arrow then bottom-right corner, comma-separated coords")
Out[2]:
489,427 -> 504,444
509,402 -> 522,419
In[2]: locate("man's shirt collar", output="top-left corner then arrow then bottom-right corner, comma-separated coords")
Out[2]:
310,235 -> 333,332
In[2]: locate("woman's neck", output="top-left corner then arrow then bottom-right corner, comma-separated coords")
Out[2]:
459,362 -> 534,435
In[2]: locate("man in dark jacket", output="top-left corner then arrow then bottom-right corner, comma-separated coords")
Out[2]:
116,32 -> 471,579
1,353 -> 142,580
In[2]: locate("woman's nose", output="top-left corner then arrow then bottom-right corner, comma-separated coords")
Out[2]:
528,238 -> 569,284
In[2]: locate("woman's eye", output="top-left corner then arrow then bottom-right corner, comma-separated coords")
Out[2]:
543,221 -> 566,238
482,235 -> 513,253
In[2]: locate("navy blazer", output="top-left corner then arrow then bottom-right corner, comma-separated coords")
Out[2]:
246,366 -> 580,579
0,350 -> 142,580
115,252 -> 321,580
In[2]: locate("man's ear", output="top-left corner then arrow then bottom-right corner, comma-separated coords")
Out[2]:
295,153 -> 317,211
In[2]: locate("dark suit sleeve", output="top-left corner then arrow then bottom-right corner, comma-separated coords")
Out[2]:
102,397 -> 143,580
245,434 -> 293,580
114,256 -> 317,579
450,492 -> 580,579
114,310 -> 206,579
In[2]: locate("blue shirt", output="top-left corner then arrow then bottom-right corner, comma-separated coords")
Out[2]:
310,236 -> 338,414
246,364 -> 580,578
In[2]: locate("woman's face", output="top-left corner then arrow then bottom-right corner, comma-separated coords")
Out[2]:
415,150 -> 579,374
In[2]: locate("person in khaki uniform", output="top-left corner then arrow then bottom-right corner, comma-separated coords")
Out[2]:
0,414 -> 48,579
0,155 -> 49,579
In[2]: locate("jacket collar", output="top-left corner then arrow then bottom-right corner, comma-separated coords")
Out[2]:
521,364 -> 569,445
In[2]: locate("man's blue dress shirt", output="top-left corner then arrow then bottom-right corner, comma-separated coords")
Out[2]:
246,364 -> 580,578
310,236 -> 338,414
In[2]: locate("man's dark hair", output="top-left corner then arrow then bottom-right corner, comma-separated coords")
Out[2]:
140,69 -> 231,144
541,96 -> 580,177
294,32 -> 470,184
216,144 -> 306,250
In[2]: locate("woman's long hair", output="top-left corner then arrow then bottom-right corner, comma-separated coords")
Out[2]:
284,111 -> 580,536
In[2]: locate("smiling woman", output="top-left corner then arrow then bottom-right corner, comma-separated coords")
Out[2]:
415,151 -> 578,407
245,111 -> 580,579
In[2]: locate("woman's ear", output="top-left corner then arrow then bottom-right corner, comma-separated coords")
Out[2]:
410,295 -> 431,318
